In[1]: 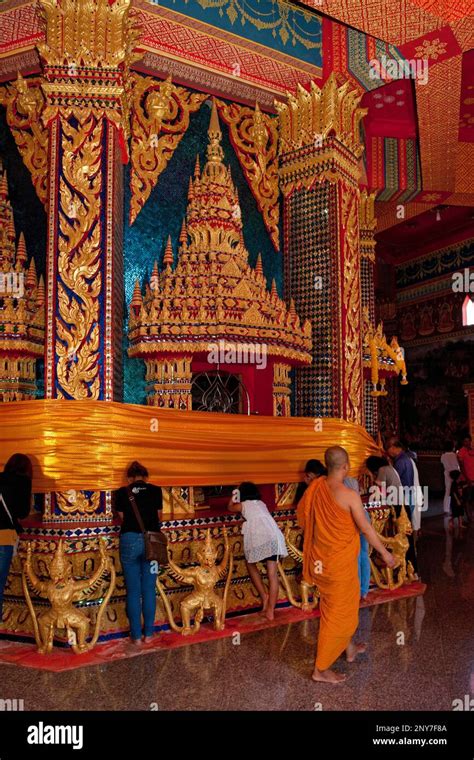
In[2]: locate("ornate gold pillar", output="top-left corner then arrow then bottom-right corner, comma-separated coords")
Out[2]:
360,190 -> 377,322
36,0 -> 139,520
0,0 -> 144,640
360,190 -> 378,436
273,361 -> 295,506
277,75 -> 367,425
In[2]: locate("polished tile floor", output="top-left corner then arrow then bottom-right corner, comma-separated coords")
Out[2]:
0,512 -> 472,712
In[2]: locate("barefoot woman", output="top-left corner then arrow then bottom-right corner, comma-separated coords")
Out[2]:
229,482 -> 287,621
297,446 -> 396,684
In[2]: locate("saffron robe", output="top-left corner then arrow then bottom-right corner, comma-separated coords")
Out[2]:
297,477 -> 360,670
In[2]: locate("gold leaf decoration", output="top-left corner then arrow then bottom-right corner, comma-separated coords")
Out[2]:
216,99 -> 280,251
55,115 -> 103,400
0,74 -> 49,207
37,0 -> 141,70
55,491 -> 100,514
342,187 -> 363,425
276,74 -> 367,157
38,0 -> 141,150
129,74 -> 207,224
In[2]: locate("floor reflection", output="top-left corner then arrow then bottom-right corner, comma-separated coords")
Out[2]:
0,513 -> 471,711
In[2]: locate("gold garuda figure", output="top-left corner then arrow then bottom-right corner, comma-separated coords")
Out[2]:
22,539 -> 115,654
157,528 -> 233,636
362,307 -> 408,397
369,506 -> 416,590
277,525 -> 318,611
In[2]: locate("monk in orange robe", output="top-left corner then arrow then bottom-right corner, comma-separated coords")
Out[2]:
297,445 -> 396,684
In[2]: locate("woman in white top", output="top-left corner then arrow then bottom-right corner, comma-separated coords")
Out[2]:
440,441 -> 460,514
228,482 -> 287,621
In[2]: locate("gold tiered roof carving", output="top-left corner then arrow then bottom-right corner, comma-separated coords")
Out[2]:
129,100 -> 312,365
0,163 -> 44,357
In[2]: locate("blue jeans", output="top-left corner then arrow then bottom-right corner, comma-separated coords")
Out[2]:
358,511 -> 371,597
0,545 -> 14,621
119,533 -> 157,640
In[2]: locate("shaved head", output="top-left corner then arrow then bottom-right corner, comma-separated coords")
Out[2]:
324,445 -> 349,472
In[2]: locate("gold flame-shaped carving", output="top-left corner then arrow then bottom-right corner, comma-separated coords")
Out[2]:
276,73 -> 367,156
129,75 -> 207,224
216,100 -> 280,251
0,75 -> 49,207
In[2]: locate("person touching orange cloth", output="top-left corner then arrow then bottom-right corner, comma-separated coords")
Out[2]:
297,446 -> 396,684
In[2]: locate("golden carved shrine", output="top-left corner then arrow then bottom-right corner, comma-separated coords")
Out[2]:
1,0 -> 470,685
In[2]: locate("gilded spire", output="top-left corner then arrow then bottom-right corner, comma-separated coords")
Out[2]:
130,280 -> 143,310
7,216 -> 15,241
179,219 -> 188,245
26,257 -> 38,290
16,232 -> 27,267
0,172 -> 7,197
0,165 -> 15,271
128,100 -> 312,367
37,275 -> 45,307
204,99 -> 224,175
163,236 -> 173,268
208,98 -> 221,136
150,260 -> 159,291
0,162 -> 44,401
185,103 -> 241,253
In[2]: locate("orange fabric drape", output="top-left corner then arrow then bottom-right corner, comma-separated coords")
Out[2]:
0,400 -> 380,492
297,477 -> 360,670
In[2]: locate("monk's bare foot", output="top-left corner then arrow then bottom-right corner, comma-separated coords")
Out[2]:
346,641 -> 367,662
261,593 -> 269,612
311,668 -> 346,684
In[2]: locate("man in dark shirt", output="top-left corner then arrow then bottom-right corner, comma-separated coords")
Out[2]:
387,438 -> 415,491
386,437 -> 418,574
115,461 -> 162,644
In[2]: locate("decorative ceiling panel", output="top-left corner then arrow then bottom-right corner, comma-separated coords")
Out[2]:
303,0 -> 444,44
416,55 -> 463,192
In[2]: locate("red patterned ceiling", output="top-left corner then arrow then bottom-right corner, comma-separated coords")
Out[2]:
0,0 -> 473,249
306,0 -> 474,252
303,0 -> 473,45
320,11 -> 474,213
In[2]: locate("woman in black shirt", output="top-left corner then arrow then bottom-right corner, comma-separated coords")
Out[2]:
115,461 -> 162,645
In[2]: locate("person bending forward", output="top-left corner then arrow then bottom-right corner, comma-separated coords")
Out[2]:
297,446 -> 396,684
